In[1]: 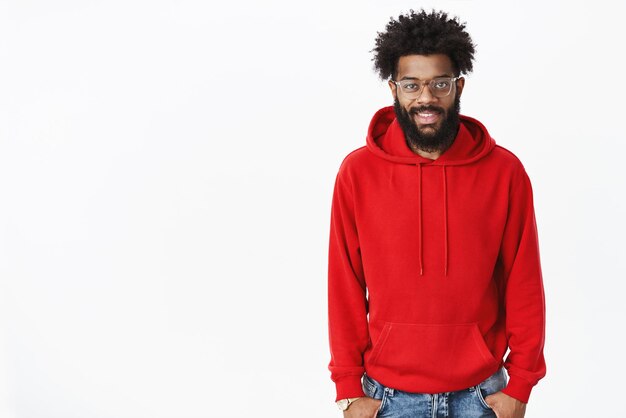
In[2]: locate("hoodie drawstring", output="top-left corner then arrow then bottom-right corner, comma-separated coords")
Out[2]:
442,165 -> 448,277
417,163 -> 423,276
416,164 -> 449,277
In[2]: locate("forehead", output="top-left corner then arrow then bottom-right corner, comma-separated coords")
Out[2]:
396,54 -> 455,79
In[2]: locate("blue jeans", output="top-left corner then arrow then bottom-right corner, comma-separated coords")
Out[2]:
362,367 -> 508,417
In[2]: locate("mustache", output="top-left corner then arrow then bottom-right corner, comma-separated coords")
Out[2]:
409,106 -> 444,115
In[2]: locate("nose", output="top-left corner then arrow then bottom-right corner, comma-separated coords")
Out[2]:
415,84 -> 438,105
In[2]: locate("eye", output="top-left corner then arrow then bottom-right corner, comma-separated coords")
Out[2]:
401,82 -> 420,92
432,80 -> 451,90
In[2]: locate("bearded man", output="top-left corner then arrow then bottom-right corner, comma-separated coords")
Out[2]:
327,9 -> 546,418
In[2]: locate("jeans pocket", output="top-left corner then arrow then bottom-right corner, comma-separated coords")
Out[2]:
362,374 -> 389,414
377,388 -> 388,415
362,374 -> 377,397
475,383 -> 493,410
475,367 -> 506,410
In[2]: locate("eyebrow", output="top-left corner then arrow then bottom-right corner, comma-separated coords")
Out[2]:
400,74 -> 452,80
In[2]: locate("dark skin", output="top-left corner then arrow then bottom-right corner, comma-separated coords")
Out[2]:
342,397 -> 380,418
345,54 -> 527,418
388,53 -> 464,160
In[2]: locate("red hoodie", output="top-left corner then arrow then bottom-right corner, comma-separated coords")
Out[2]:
327,106 -> 546,404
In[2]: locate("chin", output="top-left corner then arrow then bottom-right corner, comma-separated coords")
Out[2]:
417,126 -> 440,136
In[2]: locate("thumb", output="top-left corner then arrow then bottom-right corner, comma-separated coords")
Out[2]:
484,394 -> 502,418
373,399 -> 383,418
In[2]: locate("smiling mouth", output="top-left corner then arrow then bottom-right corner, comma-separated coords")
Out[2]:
413,110 -> 441,125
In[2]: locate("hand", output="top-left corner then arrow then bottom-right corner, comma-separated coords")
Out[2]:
343,397 -> 382,418
484,391 -> 526,418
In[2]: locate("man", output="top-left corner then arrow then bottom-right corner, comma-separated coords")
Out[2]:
327,9 -> 546,418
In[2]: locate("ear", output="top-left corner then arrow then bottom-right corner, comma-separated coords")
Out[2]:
388,80 -> 398,101
456,76 -> 465,98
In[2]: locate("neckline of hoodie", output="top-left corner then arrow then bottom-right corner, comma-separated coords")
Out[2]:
365,106 -> 495,166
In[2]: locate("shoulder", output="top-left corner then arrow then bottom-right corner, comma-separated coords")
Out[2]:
488,144 -> 530,178
491,144 -> 525,167
336,146 -> 371,178
489,145 -> 538,195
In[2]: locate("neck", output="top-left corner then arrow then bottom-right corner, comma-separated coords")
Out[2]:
408,143 -> 442,160
407,126 -> 459,160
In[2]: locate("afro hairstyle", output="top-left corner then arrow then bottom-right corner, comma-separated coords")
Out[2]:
372,9 -> 476,80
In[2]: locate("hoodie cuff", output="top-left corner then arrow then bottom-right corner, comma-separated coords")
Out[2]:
501,375 -> 534,404
334,374 -> 366,402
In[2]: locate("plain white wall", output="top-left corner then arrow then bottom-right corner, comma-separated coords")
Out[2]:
1,0 -> 625,417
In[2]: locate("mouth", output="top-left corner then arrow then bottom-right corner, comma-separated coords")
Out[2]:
412,110 -> 442,125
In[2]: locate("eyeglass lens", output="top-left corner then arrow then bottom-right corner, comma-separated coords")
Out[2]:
398,78 -> 455,98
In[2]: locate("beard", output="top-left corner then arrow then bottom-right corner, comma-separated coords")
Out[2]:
393,93 -> 461,154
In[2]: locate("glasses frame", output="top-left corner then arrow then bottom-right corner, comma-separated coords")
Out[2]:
390,76 -> 463,98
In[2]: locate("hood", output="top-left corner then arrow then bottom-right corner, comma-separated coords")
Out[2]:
365,106 -> 496,277
366,106 -> 496,165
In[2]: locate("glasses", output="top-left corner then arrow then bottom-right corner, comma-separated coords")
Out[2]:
390,76 -> 462,99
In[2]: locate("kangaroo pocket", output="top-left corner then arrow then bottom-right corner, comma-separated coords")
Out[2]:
367,322 -> 499,388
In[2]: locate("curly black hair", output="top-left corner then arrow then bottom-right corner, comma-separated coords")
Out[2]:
372,9 -> 476,80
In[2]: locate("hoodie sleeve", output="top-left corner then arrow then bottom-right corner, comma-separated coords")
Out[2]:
497,167 -> 547,404
327,167 -> 369,402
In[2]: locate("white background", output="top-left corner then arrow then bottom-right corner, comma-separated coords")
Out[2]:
1,1 -> 625,417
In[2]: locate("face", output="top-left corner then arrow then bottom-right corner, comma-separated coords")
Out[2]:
389,54 -> 465,154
